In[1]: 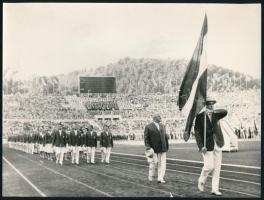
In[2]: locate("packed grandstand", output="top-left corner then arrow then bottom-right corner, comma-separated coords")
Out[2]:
3,89 -> 261,141
3,58 -> 261,141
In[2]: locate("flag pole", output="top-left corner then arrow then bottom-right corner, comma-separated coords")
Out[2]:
204,110 -> 206,148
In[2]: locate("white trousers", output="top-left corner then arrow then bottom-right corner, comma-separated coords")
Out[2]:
71,146 -> 80,164
29,143 -> 34,154
101,147 -> 112,163
55,147 -> 65,165
199,148 -> 222,192
86,147 -> 96,163
149,152 -> 167,181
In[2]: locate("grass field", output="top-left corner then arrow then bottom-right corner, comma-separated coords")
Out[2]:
2,140 -> 261,197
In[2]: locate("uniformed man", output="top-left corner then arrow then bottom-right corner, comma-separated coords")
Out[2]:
33,128 -> 39,154
52,123 -> 67,165
69,124 -> 82,165
144,114 -> 169,183
194,98 -> 227,196
44,126 -> 53,161
80,127 -> 87,160
65,125 -> 71,161
86,125 -> 97,164
100,125 -> 113,164
38,127 -> 45,158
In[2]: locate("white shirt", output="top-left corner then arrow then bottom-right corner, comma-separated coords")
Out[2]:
153,122 -> 160,131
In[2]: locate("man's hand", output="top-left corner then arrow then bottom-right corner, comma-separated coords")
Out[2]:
183,132 -> 190,142
200,147 -> 207,154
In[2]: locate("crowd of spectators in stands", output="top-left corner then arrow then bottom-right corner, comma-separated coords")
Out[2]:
85,101 -> 119,110
3,89 -> 260,141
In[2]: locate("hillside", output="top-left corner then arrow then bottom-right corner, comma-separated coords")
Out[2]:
4,57 -> 261,95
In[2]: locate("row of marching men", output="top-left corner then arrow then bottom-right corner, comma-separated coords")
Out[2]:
8,123 -> 114,166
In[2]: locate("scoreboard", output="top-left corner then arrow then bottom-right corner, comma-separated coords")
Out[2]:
79,76 -> 117,93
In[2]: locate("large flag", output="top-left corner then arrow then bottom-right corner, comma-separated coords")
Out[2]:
178,15 -> 208,141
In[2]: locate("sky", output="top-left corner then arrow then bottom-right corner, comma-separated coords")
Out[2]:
3,3 -> 261,80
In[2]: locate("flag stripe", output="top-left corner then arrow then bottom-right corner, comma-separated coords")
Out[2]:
178,15 -> 208,113
185,69 -> 207,134
177,14 -> 208,136
181,34 -> 207,116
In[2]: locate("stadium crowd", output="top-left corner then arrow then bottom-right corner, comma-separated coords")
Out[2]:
3,89 -> 261,141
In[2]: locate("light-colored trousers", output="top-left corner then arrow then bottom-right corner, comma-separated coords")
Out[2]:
101,147 -> 112,163
71,146 -> 81,164
86,147 -> 96,163
28,143 -> 34,154
55,147 -> 65,165
199,146 -> 222,192
149,152 -> 167,181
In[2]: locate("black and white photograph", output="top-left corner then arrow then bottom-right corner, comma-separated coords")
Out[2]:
2,3 -> 261,198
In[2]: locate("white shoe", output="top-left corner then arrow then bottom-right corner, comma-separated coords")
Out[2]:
211,191 -> 222,196
158,180 -> 166,184
198,181 -> 204,192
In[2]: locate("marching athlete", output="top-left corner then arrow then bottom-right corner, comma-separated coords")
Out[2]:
86,125 -> 97,164
38,127 -> 45,158
52,123 -> 67,165
44,126 -> 53,161
144,114 -> 169,183
194,98 -> 227,196
100,125 -> 113,164
69,124 -> 82,165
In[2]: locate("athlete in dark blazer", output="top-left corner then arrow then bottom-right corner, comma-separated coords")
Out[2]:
100,130 -> 113,148
69,125 -> 82,164
144,122 -> 169,153
52,124 -> 66,165
144,114 -> 169,183
194,109 -> 227,151
194,98 -> 228,196
100,125 -> 113,164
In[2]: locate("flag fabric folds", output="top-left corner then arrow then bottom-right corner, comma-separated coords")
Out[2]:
178,15 -> 208,140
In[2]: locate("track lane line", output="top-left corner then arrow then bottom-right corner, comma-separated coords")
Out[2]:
110,155 -> 260,177
109,160 -> 260,197
111,152 -> 261,169
14,154 -> 112,197
3,156 -> 46,197
74,164 -> 185,197
109,158 -> 261,186
17,152 -> 181,197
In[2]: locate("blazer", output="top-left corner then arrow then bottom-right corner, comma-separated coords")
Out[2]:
38,134 -> 44,145
194,109 -> 227,151
43,132 -> 52,145
33,133 -> 39,143
65,132 -> 70,145
144,122 -> 169,153
28,134 -> 34,143
52,130 -> 67,147
100,131 -> 113,148
69,130 -> 82,146
85,131 -> 98,147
